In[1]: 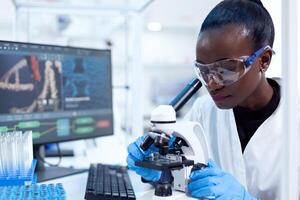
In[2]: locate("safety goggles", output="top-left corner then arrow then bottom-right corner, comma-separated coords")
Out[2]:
194,46 -> 274,86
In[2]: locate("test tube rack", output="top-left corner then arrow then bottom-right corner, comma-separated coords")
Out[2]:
0,159 -> 37,186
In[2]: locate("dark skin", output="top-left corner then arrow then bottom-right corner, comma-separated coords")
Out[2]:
196,24 -> 274,110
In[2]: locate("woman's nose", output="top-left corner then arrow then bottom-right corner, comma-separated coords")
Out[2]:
206,75 -> 224,91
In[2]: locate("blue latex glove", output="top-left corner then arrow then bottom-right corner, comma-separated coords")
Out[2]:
188,160 -> 258,200
127,134 -> 176,182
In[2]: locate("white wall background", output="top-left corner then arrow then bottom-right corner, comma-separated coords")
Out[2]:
0,0 -> 14,40
263,0 -> 282,78
0,0 -> 298,121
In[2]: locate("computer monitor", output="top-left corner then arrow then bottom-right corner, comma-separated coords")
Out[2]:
0,40 -> 114,181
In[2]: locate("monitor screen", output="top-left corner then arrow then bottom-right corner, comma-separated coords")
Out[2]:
0,41 -> 113,145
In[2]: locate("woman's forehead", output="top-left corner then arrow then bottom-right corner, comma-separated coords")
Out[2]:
196,25 -> 253,63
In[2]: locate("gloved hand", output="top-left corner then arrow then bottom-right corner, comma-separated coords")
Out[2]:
127,134 -> 175,182
127,135 -> 161,181
188,160 -> 258,200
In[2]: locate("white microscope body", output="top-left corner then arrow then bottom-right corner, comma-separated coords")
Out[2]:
150,105 -> 209,193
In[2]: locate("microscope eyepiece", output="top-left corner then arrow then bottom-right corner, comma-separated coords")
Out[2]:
169,78 -> 202,112
140,135 -> 154,151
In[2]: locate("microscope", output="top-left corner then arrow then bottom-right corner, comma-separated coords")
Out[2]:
136,78 -> 210,197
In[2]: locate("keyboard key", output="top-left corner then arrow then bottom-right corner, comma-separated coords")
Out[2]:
85,164 -> 136,200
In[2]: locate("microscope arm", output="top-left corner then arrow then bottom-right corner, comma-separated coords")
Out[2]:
173,121 -> 209,164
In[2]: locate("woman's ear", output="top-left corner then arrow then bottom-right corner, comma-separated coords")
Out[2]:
260,50 -> 273,72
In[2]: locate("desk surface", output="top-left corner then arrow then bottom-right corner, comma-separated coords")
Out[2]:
44,169 -> 195,200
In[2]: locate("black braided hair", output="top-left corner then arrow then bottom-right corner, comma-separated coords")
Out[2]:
249,0 -> 264,7
199,0 -> 275,50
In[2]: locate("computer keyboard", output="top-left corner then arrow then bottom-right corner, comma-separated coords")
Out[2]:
85,164 -> 136,200
0,183 -> 66,200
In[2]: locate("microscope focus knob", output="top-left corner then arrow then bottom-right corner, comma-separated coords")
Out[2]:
154,183 -> 172,197
191,163 -> 207,172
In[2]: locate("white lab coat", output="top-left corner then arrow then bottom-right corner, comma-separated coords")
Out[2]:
185,94 -> 283,200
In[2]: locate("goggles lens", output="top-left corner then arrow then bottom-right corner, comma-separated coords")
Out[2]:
195,59 -> 246,86
194,46 -> 273,86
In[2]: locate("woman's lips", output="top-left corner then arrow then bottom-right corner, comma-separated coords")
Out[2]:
211,94 -> 232,102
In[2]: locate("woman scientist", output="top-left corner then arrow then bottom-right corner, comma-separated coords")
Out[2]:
127,0 -> 281,199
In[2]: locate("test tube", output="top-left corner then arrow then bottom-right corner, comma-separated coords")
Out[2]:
23,131 -> 33,171
4,133 -> 10,175
0,130 -> 34,177
15,131 -> 23,173
0,134 -> 3,175
0,133 -> 5,175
